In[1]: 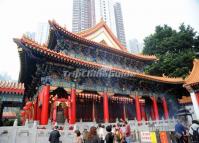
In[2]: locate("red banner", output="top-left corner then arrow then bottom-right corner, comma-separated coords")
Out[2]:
160,131 -> 168,143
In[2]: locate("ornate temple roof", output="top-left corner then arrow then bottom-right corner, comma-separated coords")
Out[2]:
0,81 -> 24,94
184,59 -> 199,87
49,20 -> 157,61
15,36 -> 184,84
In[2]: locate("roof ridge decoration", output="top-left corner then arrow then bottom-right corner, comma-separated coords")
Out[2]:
17,36 -> 184,84
48,20 -> 157,61
184,59 -> 199,87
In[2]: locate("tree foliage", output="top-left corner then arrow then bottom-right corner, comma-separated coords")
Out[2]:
143,24 -> 199,78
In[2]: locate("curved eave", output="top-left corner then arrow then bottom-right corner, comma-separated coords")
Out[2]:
48,20 -> 157,62
18,36 -> 183,85
184,59 -> 199,87
13,38 -> 28,84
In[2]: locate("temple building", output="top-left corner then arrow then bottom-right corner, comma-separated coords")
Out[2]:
13,20 -> 190,125
183,59 -> 199,120
0,81 -> 24,125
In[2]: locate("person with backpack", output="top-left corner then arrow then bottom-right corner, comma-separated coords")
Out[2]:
174,120 -> 187,143
189,120 -> 199,143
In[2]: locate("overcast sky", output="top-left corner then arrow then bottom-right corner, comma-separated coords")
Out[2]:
0,0 -> 199,80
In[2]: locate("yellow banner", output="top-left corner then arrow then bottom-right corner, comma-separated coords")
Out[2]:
150,132 -> 157,143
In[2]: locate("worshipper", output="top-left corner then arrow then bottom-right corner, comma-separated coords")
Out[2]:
174,120 -> 187,143
85,126 -> 101,143
74,130 -> 83,143
189,120 -> 199,143
97,124 -> 105,143
105,125 -> 114,143
49,126 -> 61,143
82,128 -> 89,142
124,121 -> 131,143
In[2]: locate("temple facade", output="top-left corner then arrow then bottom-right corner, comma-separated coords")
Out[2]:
0,81 -> 24,126
14,20 -> 189,125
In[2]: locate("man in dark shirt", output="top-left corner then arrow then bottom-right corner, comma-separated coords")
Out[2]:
105,125 -> 114,143
49,126 -> 61,143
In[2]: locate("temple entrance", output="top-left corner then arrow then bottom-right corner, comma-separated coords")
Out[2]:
109,94 -> 134,122
56,103 -> 67,124
49,87 -> 69,124
76,91 -> 103,123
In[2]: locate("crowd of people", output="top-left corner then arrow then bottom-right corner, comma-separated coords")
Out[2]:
48,119 -> 199,143
49,121 -> 132,143
174,119 -> 199,143
74,121 -> 131,143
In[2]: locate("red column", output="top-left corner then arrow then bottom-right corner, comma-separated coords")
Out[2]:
135,96 -> 141,122
152,96 -> 159,120
70,88 -> 76,124
40,85 -> 50,125
162,97 -> 169,119
103,92 -> 109,123
68,96 -> 72,124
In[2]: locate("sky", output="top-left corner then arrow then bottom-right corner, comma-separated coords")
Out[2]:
0,0 -> 199,80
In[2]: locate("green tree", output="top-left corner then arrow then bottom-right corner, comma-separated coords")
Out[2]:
143,24 -> 199,78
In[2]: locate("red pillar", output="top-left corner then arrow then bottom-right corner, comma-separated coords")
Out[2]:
68,96 -> 72,124
40,85 -> 50,125
135,96 -> 141,122
152,96 -> 159,120
103,92 -> 109,123
70,88 -> 76,124
162,97 -> 169,119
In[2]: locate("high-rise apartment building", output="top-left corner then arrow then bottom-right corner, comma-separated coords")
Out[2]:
72,0 -> 126,46
114,2 -> 126,47
25,23 -> 49,44
72,0 -> 95,32
128,39 -> 143,54
36,23 -> 49,44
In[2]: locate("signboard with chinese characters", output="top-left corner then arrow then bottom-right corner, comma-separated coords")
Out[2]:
140,131 -> 151,142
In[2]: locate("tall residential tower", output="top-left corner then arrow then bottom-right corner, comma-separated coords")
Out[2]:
72,0 -> 126,46
114,2 -> 126,47
72,0 -> 95,32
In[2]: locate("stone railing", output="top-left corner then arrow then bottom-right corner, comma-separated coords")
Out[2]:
0,118 -> 177,143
